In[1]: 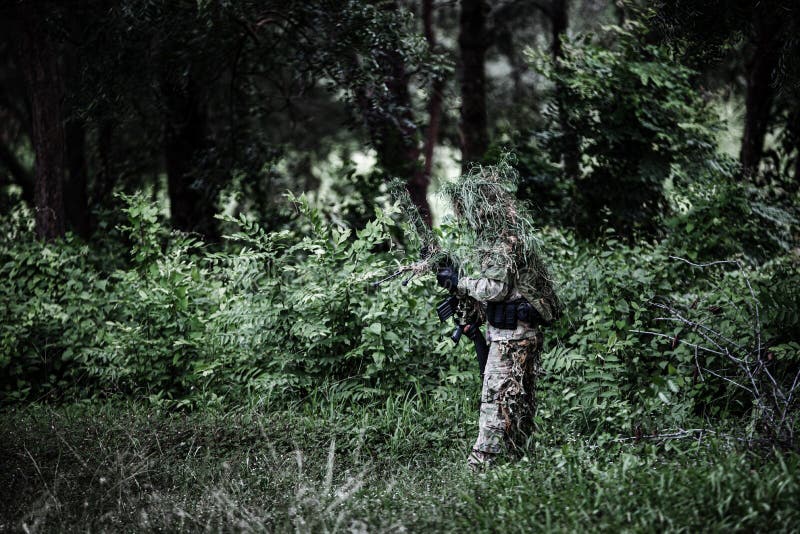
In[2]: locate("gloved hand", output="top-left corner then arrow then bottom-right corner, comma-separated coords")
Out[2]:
436,266 -> 459,291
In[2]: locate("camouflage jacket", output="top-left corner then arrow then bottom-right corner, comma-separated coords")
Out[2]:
456,247 -> 559,341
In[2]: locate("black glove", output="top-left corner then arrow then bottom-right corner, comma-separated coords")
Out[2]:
436,266 -> 459,291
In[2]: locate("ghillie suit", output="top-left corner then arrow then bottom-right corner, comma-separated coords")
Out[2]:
441,158 -> 560,469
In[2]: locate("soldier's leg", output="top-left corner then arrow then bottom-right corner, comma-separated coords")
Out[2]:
468,340 -> 508,469
500,335 -> 542,452
468,334 -> 541,470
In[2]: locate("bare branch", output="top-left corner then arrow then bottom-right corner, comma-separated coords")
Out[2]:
630,329 -> 725,356
694,345 -> 704,382
699,366 -> 755,396
653,313 -> 747,354
668,256 -> 740,269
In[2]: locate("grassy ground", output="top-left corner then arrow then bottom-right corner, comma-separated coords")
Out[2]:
2,394 -> 799,533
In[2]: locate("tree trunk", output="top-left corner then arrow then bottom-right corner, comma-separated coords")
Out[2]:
93,119 -> 116,204
796,126 -> 800,188
788,110 -> 800,191
63,10 -> 90,237
15,6 -> 67,241
796,143 -> 800,189
381,50 -> 422,185
65,117 -> 89,237
550,0 -> 567,59
458,0 -> 489,171
352,1 -> 427,224
551,0 -> 580,181
494,26 -> 526,105
408,0 -> 445,227
614,0 -> 627,25
163,74 -> 217,239
740,15 -> 781,180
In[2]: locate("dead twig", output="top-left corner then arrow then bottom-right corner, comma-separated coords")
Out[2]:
634,256 -> 800,449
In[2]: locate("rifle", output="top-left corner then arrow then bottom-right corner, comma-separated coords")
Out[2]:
370,241 -> 452,289
436,294 -> 489,377
370,259 -> 429,288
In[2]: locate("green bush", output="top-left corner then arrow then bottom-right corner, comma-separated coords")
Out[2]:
665,169 -> 799,263
513,25 -> 723,238
2,190 -> 798,445
0,194 -> 474,405
537,229 -> 682,437
198,194 -> 474,402
537,224 -> 799,441
0,206 -> 106,400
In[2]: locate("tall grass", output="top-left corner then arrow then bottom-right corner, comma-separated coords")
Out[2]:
2,394 -> 798,532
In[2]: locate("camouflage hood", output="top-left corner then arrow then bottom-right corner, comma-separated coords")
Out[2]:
442,157 -> 560,321
441,157 -> 537,274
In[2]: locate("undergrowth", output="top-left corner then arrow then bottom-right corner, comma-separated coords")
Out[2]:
1,188 -> 798,532
2,188 -> 799,446
2,397 -> 798,533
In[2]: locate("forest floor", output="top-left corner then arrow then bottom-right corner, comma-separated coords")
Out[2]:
2,395 -> 799,533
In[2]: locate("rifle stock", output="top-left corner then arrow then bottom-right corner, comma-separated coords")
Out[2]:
470,327 -> 489,378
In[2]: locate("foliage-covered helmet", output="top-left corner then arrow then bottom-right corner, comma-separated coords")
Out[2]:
442,156 -> 539,273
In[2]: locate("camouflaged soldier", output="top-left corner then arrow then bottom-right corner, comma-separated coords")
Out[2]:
438,162 -> 559,470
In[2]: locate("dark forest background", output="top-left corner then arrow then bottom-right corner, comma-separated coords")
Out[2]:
1,1 -> 800,531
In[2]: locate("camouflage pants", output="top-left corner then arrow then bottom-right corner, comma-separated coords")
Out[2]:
469,334 -> 542,469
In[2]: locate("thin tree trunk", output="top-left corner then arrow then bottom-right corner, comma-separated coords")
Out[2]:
495,27 -> 526,105
551,0 -> 580,181
15,6 -> 67,241
614,0 -> 626,25
354,83 -> 414,178
354,65 -> 426,222
459,0 -> 489,171
352,1 -> 427,223
796,131 -> 800,188
789,110 -> 800,191
740,15 -> 781,180
796,146 -> 800,189
163,74 -> 217,238
382,50 -> 422,181
65,117 -> 89,237
408,0 -> 445,227
93,119 -> 116,204
550,0 -> 567,60
63,10 -> 90,237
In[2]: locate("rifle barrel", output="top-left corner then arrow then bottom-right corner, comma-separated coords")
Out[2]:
371,268 -> 407,287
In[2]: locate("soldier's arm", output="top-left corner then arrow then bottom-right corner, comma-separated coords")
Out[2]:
456,256 -> 512,302
456,276 -> 510,302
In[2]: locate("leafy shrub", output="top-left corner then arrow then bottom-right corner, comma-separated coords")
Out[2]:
514,25 -> 723,238
536,229 -> 683,436
2,190 -> 798,446
198,194 -> 472,402
665,168 -> 799,263
0,194 -> 473,405
536,225 -> 799,442
0,206 -> 105,401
